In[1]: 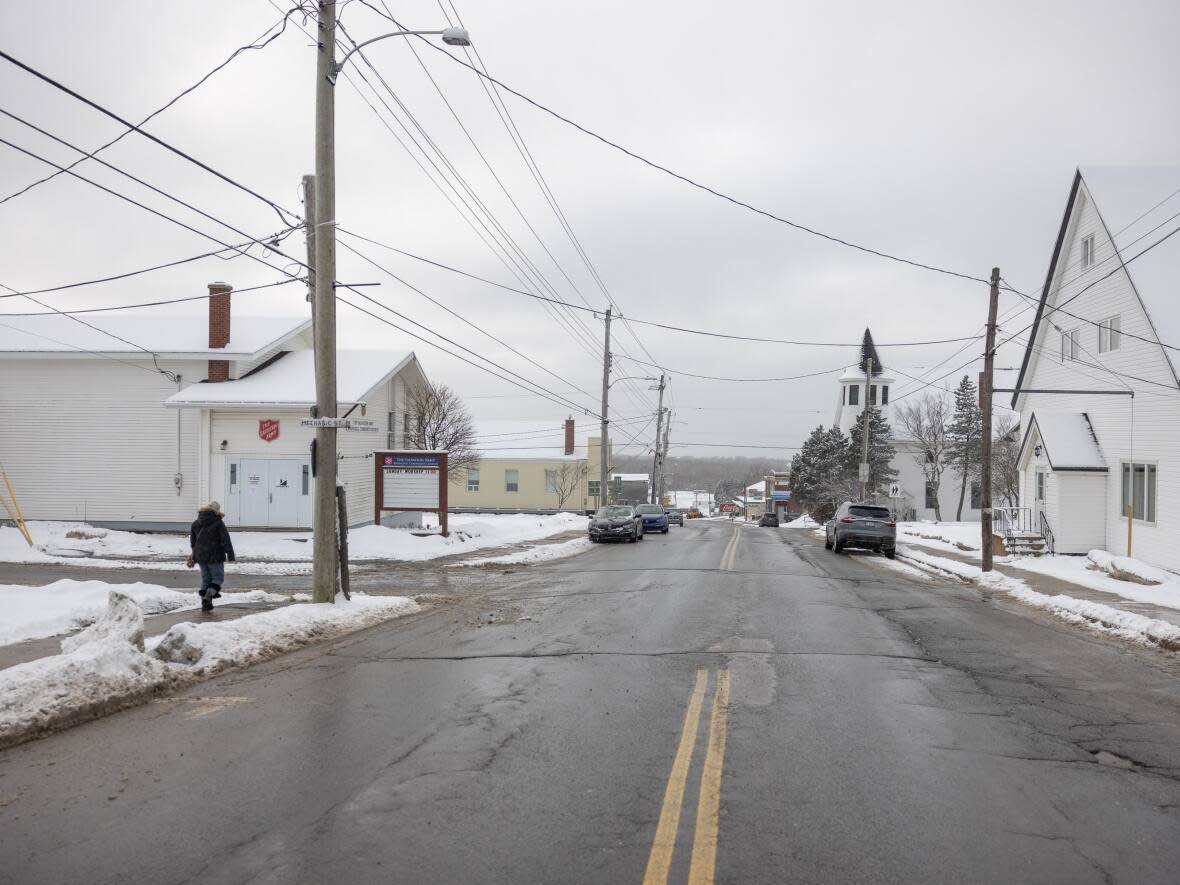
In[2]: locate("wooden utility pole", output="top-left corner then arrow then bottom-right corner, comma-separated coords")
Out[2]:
859,357 -> 873,500
312,1 -> 338,603
980,267 -> 1000,572
650,374 -> 665,504
599,307 -> 612,510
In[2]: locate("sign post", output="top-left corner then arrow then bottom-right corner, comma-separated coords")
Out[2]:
373,450 -> 449,536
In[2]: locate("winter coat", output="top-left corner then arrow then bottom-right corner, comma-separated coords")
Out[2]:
190,510 -> 236,564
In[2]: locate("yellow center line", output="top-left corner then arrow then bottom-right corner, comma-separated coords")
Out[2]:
643,669 -> 709,885
687,669 -> 731,885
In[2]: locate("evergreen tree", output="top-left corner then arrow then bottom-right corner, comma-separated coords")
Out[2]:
859,328 -> 884,376
946,375 -> 983,520
846,405 -> 898,498
817,426 -> 854,517
789,426 -> 828,513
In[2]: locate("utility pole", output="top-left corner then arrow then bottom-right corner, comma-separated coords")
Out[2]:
650,374 -> 665,504
660,408 -> 672,503
599,307 -> 612,509
859,357 -> 873,500
302,173 -> 316,319
980,267 -> 1000,572
312,1 -> 338,603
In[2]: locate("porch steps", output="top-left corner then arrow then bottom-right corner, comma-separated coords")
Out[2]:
1004,531 -> 1048,556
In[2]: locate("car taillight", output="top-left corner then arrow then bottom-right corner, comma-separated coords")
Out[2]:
887,520 -> 896,527
839,516 -> 854,523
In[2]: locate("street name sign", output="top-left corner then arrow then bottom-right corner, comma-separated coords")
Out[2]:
300,417 -> 380,432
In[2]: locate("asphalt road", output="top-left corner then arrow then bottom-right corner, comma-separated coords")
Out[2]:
3,520 -> 1180,884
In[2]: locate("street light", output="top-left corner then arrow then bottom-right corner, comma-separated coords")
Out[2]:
310,5 -> 472,603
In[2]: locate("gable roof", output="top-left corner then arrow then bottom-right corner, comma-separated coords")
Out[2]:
0,312 -> 310,359
165,349 -> 415,408
1021,412 -> 1107,472
1011,167 -> 1180,406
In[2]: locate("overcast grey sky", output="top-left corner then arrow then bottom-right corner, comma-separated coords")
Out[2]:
3,0 -> 1178,461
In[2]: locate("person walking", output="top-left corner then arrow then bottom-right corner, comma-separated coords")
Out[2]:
189,501 -> 235,612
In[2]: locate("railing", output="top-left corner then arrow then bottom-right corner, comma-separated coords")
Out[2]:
1038,511 -> 1056,555
997,506 -> 1033,540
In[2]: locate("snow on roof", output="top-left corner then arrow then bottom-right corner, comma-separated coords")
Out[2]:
471,419 -> 591,461
166,350 -> 414,408
1025,412 -> 1107,471
1079,166 -> 1180,383
838,365 -> 896,383
0,312 -> 310,358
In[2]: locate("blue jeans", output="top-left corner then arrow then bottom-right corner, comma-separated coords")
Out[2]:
199,562 -> 225,599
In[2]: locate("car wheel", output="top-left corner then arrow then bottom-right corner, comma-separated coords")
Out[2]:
638,528 -> 645,541
833,535 -> 843,554
662,528 -> 669,534
824,534 -> 832,550
884,546 -> 896,560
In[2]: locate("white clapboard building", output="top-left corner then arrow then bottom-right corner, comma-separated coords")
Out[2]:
0,283 -> 427,530
1009,167 -> 1180,568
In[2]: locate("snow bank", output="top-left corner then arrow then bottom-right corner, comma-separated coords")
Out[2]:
784,514 -> 819,528
453,536 -> 591,567
1087,550 -> 1169,585
0,580 -> 297,647
0,514 -> 586,574
0,592 -> 418,748
1005,553 -> 1180,612
897,522 -> 980,552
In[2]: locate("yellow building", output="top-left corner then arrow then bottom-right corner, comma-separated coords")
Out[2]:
448,421 -> 613,513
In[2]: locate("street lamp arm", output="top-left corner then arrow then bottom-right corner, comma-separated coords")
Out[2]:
608,375 -> 658,388
329,26 -> 469,81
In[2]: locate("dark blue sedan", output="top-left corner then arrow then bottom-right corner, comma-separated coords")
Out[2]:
635,503 -> 669,534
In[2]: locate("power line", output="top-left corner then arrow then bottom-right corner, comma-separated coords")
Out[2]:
0,48 -> 301,225
0,279 -> 301,315
388,33 -> 993,287
613,353 -> 851,383
0,7 -> 303,208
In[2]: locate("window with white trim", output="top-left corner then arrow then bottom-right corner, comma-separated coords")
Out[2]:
970,481 -> 981,510
387,411 -> 397,449
545,469 -> 558,493
848,384 -> 859,406
1061,328 -> 1080,361
924,482 -> 937,509
1098,316 -> 1121,353
1081,234 -> 1096,269
1122,462 -> 1157,522
466,468 -> 480,492
588,479 -> 601,499
505,469 -> 519,493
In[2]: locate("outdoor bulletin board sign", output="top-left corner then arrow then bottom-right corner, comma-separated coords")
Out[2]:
373,450 -> 449,535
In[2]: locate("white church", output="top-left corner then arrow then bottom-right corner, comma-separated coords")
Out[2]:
831,345 -> 982,523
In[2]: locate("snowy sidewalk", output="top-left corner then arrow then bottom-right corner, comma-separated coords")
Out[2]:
897,543 -> 1180,632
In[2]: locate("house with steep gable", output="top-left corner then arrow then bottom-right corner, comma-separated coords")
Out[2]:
1009,167 -> 1180,568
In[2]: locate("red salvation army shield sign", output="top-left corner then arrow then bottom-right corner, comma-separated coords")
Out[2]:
259,419 -> 280,442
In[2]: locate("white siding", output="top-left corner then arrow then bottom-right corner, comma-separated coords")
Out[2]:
1017,179 -> 1180,570
0,357 -> 206,525
891,440 -> 981,522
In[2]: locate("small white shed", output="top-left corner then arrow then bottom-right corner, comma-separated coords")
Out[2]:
1018,412 -> 1108,554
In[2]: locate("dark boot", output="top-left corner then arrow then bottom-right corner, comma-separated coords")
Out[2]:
210,583 -> 222,600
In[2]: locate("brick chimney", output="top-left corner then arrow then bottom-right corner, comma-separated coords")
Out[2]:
207,282 -> 232,382
564,417 -> 575,455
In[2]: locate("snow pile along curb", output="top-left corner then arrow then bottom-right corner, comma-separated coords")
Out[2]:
452,536 -> 591,567
0,592 -> 418,749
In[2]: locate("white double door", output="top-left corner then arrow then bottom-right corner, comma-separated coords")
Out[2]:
231,458 -> 311,528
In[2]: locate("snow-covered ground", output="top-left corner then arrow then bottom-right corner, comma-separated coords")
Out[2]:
783,514 -> 819,528
0,579 -> 302,647
453,536 -> 591,567
0,590 -> 418,747
0,513 -> 587,575
896,521 -> 1180,612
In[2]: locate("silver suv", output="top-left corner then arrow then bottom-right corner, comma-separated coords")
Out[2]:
825,502 -> 896,558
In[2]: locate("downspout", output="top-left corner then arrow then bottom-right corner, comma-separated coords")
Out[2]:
174,375 -> 184,495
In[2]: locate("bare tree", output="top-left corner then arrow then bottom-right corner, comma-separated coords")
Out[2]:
554,461 -> 588,510
991,413 -> 1021,508
406,382 -> 480,476
897,394 -> 951,521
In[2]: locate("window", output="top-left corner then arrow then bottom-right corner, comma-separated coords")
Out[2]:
1122,462 -> 1157,522
925,481 -> 937,509
881,385 -> 889,405
1036,471 -> 1046,502
230,463 -> 238,487
403,413 -> 412,439
970,481 -> 981,510
301,464 -> 310,495
848,384 -> 859,406
868,385 -> 877,405
467,468 -> 480,492
1098,316 -> 1121,353
387,411 -> 397,449
849,505 -> 891,519
1061,328 -> 1080,361
588,479 -> 601,498
505,469 -> 519,493
1081,234 -> 1095,269
545,469 -> 558,493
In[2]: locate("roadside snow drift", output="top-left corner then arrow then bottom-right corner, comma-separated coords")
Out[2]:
0,513 -> 586,574
0,591 -> 418,748
453,536 -> 591,567
0,579 -> 297,647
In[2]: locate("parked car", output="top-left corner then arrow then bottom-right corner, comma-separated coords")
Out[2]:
635,503 -> 670,534
825,502 -> 896,558
758,512 -> 780,527
686,507 -> 703,519
588,505 -> 644,543
665,509 -> 684,526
